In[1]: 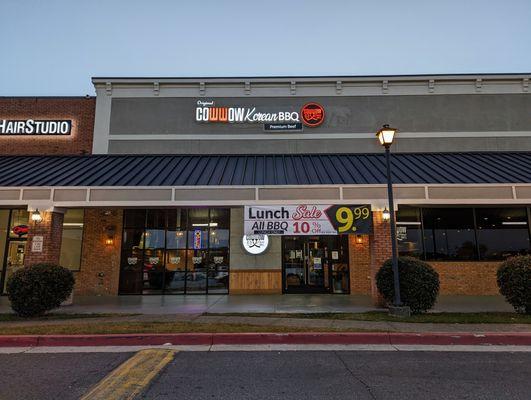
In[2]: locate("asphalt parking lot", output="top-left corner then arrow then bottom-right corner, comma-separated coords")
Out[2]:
140,350 -> 531,400
1,349 -> 530,400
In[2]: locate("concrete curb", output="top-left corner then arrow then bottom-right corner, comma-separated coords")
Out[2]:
0,332 -> 530,347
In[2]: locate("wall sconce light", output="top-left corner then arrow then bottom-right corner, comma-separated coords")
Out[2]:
104,225 -> 116,246
382,208 -> 391,222
355,235 -> 363,244
31,209 -> 43,224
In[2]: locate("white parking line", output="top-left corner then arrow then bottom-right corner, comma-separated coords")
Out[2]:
0,344 -> 530,353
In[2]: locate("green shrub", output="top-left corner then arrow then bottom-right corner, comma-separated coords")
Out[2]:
6,264 -> 75,317
376,257 -> 440,314
497,255 -> 531,314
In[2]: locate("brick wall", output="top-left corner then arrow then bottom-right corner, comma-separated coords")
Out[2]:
74,209 -> 123,296
0,97 -> 95,155
24,211 -> 64,267
61,208 -> 504,297
369,211 -> 392,304
429,261 -> 501,295
364,211 -> 501,299
348,234 -> 371,294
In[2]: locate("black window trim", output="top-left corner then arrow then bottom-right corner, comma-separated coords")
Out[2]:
397,205 -> 531,262
119,208 -> 231,295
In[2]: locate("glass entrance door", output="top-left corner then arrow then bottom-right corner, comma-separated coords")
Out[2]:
3,241 -> 25,293
1,209 -> 29,294
282,236 -> 349,294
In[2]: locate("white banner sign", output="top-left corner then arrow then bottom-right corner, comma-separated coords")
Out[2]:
31,235 -> 44,253
244,204 -> 372,236
245,205 -> 336,235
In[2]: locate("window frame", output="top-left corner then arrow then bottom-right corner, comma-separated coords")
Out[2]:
396,205 -> 531,262
59,208 -> 85,272
119,208 -> 231,295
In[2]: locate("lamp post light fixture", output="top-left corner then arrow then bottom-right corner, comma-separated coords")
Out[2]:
31,209 -> 43,224
376,124 -> 410,317
376,124 -> 397,147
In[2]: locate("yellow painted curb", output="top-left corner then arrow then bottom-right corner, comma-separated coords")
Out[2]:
80,349 -> 176,400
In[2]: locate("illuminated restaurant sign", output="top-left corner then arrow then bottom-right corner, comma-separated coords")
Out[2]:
195,100 -> 324,128
242,234 -> 270,255
244,204 -> 372,235
0,119 -> 72,135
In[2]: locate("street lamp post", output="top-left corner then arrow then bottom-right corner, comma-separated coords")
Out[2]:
376,125 -> 409,315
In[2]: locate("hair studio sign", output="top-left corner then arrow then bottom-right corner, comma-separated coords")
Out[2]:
0,119 -> 72,135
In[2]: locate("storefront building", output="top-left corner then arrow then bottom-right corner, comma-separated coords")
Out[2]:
0,74 -> 530,303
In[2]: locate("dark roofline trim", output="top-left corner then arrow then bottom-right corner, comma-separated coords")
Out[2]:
0,96 -> 95,99
0,151 -> 530,160
92,73 -> 531,82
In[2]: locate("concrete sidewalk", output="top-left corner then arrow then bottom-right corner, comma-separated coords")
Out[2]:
0,294 -> 514,315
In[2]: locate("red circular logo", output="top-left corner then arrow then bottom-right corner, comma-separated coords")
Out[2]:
300,102 -> 325,127
12,225 -> 29,237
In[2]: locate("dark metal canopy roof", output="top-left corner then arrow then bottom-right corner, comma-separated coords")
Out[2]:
0,153 -> 529,187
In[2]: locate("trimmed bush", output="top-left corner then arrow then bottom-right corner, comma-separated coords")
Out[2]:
6,264 -> 75,317
376,257 -> 440,314
497,255 -> 531,314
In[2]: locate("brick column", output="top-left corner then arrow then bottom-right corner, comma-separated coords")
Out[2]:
24,211 -> 64,267
74,209 -> 123,296
348,234 -> 371,294
369,210 -> 392,306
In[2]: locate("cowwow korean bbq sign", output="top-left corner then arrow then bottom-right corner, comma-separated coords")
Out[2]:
195,100 -> 325,128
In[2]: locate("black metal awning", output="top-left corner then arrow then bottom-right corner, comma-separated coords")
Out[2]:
0,152 -> 529,187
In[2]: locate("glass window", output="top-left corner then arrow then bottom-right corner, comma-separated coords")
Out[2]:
123,228 -> 145,250
9,209 -> 29,239
210,208 -> 230,228
143,247 -> 165,292
166,209 -> 187,249
209,208 -> 230,249
476,208 -> 530,260
120,208 -> 230,294
167,209 -> 187,230
208,228 -> 230,249
147,209 -> 166,229
187,229 -> 208,250
207,248 -> 229,293
2,209 -> 28,293
123,209 -> 146,228
164,249 -> 187,293
144,229 -> 165,249
207,209 -> 230,292
120,228 -> 144,294
396,206 -> 423,258
4,241 -> 25,293
59,209 -> 84,271
0,210 -> 9,255
423,208 -> 477,260
0,210 -> 10,287
166,230 -> 187,250
188,208 -> 209,228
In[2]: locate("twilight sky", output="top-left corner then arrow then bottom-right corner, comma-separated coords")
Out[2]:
1,0 -> 530,96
